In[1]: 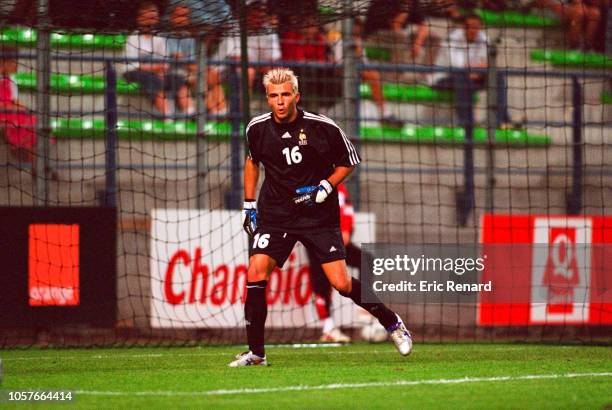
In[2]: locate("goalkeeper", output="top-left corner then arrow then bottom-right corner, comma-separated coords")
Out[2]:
231,68 -> 412,367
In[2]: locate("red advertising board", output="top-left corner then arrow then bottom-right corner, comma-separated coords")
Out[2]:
29,224 -> 80,306
0,207 -> 116,328
478,214 -> 612,326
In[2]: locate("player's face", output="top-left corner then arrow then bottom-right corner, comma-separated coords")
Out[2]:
266,82 -> 300,123
171,6 -> 191,28
464,18 -> 481,43
137,6 -> 160,29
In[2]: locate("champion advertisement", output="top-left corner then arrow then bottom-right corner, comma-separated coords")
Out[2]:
150,209 -> 375,328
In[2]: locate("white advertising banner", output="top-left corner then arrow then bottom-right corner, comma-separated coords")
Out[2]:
530,217 -> 592,324
150,209 -> 375,328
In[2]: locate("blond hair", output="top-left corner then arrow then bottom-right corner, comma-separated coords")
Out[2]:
263,68 -> 299,95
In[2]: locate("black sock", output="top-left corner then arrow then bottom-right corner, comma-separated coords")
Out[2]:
339,278 -> 397,329
245,280 -> 267,357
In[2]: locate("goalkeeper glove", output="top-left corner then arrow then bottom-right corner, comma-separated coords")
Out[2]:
243,200 -> 257,237
293,179 -> 333,207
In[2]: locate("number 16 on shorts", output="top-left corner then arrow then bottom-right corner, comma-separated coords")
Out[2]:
253,233 -> 270,249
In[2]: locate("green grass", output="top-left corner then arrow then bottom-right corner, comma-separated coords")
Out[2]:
1,343 -> 611,408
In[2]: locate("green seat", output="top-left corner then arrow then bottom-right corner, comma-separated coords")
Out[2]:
317,5 -> 338,16
0,27 -> 126,50
474,8 -> 559,27
360,83 -> 455,103
51,118 -> 233,140
13,72 -> 140,94
364,47 -> 392,62
50,119 -> 548,145
361,125 -> 550,146
14,71 -> 465,105
530,49 -> 612,69
601,92 -> 612,104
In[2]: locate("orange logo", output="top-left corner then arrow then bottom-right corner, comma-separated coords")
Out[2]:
542,227 -> 580,314
28,224 -> 80,306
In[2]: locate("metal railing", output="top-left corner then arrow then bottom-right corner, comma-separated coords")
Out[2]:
2,48 -> 611,222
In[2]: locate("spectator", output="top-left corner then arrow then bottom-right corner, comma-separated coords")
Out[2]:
167,4 -> 227,115
212,0 -> 281,91
353,18 -> 401,125
280,14 -> 329,62
165,0 -> 232,29
280,14 -> 341,109
536,0 -> 602,50
364,0 -> 434,63
0,45 -> 37,165
124,1 -> 193,115
432,14 -> 513,128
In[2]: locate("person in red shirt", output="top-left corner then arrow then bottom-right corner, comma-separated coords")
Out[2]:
280,14 -> 339,110
0,45 -> 37,165
307,183 -> 364,342
281,15 -> 329,62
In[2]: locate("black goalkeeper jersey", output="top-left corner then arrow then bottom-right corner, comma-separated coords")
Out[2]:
246,110 -> 361,233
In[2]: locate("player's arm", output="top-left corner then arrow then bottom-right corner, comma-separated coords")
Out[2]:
327,165 -> 354,189
243,156 -> 259,237
244,156 -> 259,200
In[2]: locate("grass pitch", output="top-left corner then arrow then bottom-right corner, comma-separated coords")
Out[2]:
1,343 -> 611,409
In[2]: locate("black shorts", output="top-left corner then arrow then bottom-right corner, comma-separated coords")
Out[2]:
249,227 -> 346,267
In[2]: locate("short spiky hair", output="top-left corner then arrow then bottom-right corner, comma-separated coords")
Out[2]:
263,68 -> 299,94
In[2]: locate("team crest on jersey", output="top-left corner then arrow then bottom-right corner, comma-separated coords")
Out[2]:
298,129 -> 308,146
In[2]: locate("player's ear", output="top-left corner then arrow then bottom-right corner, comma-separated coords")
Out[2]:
295,93 -> 300,103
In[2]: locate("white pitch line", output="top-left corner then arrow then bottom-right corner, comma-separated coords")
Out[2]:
0,344 -> 593,362
1,345 -> 345,362
73,372 -> 612,397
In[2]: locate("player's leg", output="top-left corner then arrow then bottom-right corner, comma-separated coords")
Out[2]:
230,230 -> 296,367
321,260 -> 412,355
301,230 -> 412,355
244,254 -> 276,357
307,249 -> 332,323
345,242 -> 362,270
321,259 -> 395,327
307,248 -> 350,342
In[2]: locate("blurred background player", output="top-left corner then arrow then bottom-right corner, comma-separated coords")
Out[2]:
307,183 -> 358,343
0,45 -> 38,166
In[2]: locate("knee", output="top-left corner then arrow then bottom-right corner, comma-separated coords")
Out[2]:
247,268 -> 267,283
208,68 -> 221,85
332,276 -> 352,295
361,70 -> 378,82
247,255 -> 275,282
247,265 -> 268,282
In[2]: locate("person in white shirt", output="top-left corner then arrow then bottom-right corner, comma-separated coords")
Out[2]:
212,1 -> 281,91
433,14 -> 511,128
166,4 -> 226,115
124,1 -> 193,115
